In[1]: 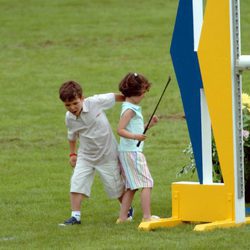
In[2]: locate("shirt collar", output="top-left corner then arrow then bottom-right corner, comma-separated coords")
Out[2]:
82,101 -> 89,113
123,101 -> 141,111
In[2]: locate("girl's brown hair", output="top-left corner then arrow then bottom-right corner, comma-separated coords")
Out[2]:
119,73 -> 151,97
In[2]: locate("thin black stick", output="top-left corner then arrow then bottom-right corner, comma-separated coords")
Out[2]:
137,76 -> 171,147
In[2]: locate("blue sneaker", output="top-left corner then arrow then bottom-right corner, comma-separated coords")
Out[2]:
59,216 -> 81,226
127,207 -> 134,220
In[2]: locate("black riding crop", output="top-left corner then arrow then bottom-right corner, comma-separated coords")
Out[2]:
137,76 -> 171,147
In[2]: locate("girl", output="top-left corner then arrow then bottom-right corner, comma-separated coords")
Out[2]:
117,72 -> 159,223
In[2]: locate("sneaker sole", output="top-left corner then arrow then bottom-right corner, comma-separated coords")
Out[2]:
58,223 -> 67,227
58,222 -> 81,226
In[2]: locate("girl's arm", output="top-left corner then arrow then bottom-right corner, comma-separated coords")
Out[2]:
117,109 -> 146,141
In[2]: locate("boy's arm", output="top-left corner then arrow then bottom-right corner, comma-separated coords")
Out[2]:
114,93 -> 125,102
69,140 -> 77,168
69,140 -> 77,154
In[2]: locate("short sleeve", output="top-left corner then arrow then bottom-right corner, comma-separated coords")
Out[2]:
92,93 -> 115,110
65,112 -> 78,141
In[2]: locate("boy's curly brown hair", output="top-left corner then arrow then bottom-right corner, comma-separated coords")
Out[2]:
59,80 -> 83,102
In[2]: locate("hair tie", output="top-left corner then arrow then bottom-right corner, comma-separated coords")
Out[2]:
134,73 -> 138,77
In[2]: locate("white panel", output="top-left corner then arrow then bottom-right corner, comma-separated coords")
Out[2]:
200,89 -> 213,184
193,0 -> 203,51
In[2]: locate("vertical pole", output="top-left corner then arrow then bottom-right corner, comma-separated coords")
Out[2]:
230,0 -> 245,222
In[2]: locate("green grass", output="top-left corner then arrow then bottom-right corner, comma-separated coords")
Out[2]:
0,0 -> 250,249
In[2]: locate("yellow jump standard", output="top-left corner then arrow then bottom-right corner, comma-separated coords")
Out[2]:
139,0 -> 250,231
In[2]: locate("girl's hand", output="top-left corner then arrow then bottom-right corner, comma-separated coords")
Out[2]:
149,115 -> 159,127
134,134 -> 147,141
69,155 -> 77,168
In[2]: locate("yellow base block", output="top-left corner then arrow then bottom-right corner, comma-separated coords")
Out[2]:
138,217 -> 182,231
194,219 -> 243,231
194,217 -> 250,231
245,216 -> 250,224
138,182 -> 250,232
138,217 -> 250,232
171,182 -> 233,222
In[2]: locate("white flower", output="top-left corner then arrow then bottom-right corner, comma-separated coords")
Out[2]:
243,130 -> 249,139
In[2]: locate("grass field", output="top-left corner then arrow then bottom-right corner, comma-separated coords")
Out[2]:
1,0 -> 250,249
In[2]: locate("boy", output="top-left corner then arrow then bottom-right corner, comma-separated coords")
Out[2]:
58,80 -> 132,226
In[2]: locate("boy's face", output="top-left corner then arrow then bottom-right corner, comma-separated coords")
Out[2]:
64,97 -> 84,117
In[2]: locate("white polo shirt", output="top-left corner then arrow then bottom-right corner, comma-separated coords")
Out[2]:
65,93 -> 118,164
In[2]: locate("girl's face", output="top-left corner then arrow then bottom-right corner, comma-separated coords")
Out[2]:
64,96 -> 83,116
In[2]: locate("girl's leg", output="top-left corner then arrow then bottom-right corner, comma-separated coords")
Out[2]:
119,189 -> 136,221
118,195 -> 123,204
141,188 -> 151,219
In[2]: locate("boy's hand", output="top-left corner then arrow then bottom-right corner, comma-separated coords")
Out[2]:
69,155 -> 77,168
